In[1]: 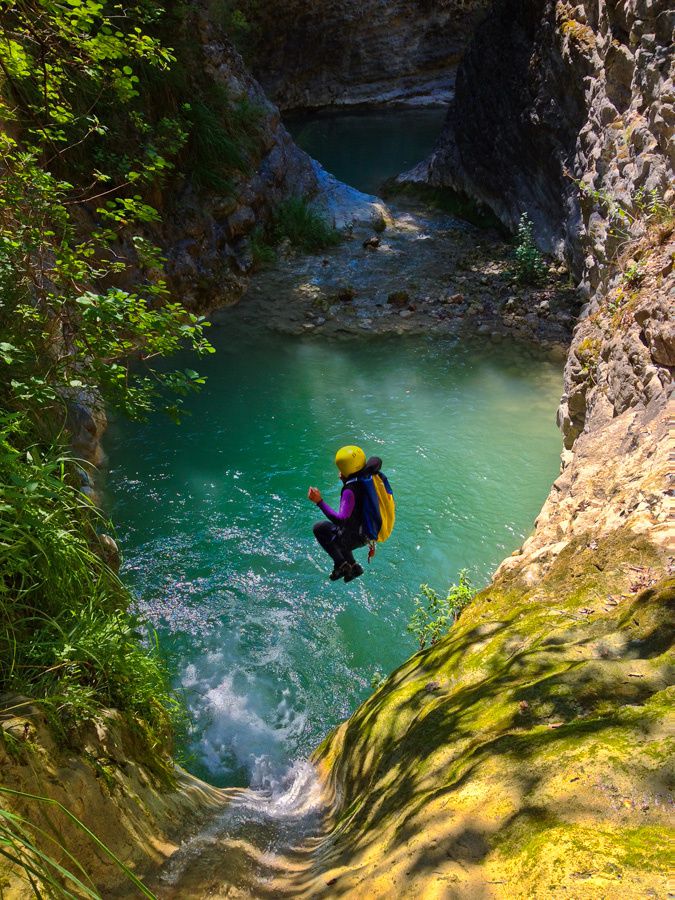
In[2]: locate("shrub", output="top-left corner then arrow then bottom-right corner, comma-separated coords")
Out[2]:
249,225 -> 276,269
407,571 -> 475,650
622,260 -> 644,287
576,335 -> 601,371
634,187 -> 673,226
512,213 -> 547,284
370,670 -> 387,691
184,91 -> 264,192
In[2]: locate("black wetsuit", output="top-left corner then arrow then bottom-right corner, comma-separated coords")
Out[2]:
313,477 -> 366,568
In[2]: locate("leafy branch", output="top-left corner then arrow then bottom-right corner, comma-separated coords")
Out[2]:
408,571 -> 475,650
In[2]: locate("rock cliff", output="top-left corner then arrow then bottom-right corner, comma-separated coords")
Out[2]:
155,3 -> 318,310
233,0 -> 491,110
150,1 -> 390,311
403,0 -> 674,284
499,225 -> 673,587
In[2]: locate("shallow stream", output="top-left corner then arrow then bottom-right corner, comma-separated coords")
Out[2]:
105,110 -> 564,798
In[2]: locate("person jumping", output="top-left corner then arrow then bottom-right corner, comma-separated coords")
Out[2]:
308,445 -> 369,583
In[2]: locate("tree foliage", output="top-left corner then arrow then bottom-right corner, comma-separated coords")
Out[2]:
512,212 -> 547,285
0,0 -> 217,425
0,0 -> 210,743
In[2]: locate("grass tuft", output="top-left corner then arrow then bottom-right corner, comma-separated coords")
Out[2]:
0,412 -> 181,751
270,197 -> 341,253
0,786 -> 157,898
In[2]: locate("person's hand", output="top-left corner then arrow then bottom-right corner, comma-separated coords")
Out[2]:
308,486 -> 322,503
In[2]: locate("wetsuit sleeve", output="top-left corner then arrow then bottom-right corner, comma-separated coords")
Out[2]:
318,488 -> 355,524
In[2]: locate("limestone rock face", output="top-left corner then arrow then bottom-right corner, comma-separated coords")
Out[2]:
0,699 -> 228,897
156,5 -> 319,311
66,393 -> 107,467
496,230 -> 673,586
235,0 -> 491,110
402,0 -> 674,284
397,0 -> 673,581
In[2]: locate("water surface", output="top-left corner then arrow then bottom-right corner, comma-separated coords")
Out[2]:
105,318 -> 562,788
286,107 -> 446,194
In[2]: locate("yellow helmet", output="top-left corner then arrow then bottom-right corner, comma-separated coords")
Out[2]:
335,445 -> 366,477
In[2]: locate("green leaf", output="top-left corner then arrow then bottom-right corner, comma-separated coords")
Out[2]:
0,342 -> 17,363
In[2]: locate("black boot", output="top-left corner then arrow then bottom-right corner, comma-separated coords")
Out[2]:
329,562 -> 351,581
344,563 -> 364,583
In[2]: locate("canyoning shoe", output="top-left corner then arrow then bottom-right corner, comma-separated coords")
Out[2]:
344,563 -> 364,583
329,562 -> 351,581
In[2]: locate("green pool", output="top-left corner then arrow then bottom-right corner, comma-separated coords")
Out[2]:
104,315 -> 562,788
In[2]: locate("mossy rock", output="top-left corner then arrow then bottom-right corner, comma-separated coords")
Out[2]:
312,527 -> 674,898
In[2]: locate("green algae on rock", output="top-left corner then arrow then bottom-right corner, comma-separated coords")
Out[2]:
311,531 -> 674,898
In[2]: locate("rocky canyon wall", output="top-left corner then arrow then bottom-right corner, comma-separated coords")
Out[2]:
154,2 -> 318,311
403,0 -> 674,281
233,0 -> 491,110
398,0 -> 673,578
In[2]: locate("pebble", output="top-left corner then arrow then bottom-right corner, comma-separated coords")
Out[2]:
387,290 -> 410,307
399,309 -> 413,318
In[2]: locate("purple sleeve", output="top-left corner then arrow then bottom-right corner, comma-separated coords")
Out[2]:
318,488 -> 355,524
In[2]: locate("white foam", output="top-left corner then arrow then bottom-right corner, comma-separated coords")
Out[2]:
236,759 -> 325,819
180,656 -> 307,781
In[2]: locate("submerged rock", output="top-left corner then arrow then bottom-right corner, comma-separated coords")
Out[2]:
387,290 -> 410,307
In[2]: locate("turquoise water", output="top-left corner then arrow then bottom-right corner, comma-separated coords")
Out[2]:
286,108 -> 446,194
105,315 -> 562,788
